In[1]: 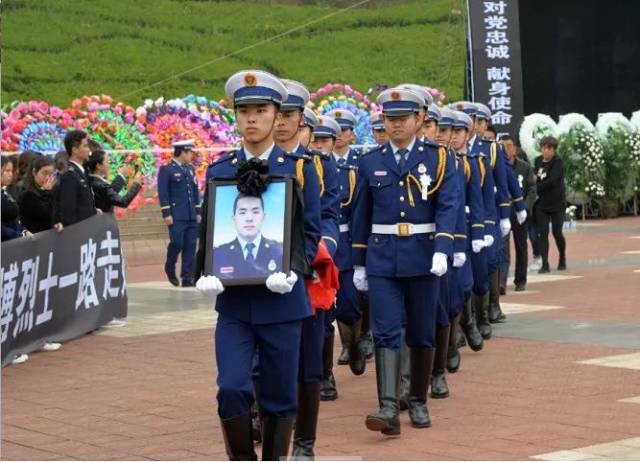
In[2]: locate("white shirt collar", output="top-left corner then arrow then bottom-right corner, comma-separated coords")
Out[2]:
333,152 -> 348,163
70,160 -> 85,174
468,134 -> 477,149
237,234 -> 262,258
245,143 -> 275,161
389,137 -> 416,154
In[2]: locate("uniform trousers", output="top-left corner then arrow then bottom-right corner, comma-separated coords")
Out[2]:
298,311 -> 326,384
368,275 -> 440,350
335,269 -> 363,326
215,313 -> 302,419
166,220 -> 198,282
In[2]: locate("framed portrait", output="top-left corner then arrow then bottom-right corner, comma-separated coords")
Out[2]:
204,178 -> 293,286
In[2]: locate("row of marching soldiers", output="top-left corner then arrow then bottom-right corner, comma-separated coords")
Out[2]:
193,70 -> 527,461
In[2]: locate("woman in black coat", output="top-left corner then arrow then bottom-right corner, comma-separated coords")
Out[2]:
86,145 -> 142,213
534,136 -> 567,273
1,156 -> 28,241
19,155 -> 56,234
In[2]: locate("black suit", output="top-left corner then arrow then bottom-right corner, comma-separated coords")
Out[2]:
53,161 -> 96,226
89,175 -> 142,213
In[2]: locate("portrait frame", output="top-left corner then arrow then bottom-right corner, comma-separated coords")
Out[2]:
204,177 -> 293,286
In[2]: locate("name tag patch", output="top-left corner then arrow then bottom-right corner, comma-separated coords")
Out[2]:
374,171 -> 388,176
220,266 -> 234,274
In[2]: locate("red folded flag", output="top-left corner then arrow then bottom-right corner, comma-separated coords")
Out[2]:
305,240 -> 340,314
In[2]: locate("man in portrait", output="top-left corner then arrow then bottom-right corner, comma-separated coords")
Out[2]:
213,193 -> 283,279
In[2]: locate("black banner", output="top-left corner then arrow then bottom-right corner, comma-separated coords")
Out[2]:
1,214 -> 128,366
467,0 -> 524,139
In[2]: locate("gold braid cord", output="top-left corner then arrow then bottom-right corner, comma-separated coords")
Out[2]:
313,155 -> 325,197
296,158 -> 305,190
490,142 -> 497,168
463,156 -> 471,181
404,147 -> 447,207
341,168 -> 356,207
478,157 -> 486,186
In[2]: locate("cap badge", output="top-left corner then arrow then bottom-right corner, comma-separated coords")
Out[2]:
244,73 -> 257,87
335,111 -> 342,118
391,91 -> 401,101
456,103 -> 464,110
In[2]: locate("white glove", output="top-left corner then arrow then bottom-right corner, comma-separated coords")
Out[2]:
353,266 -> 368,291
453,252 -> 467,268
499,218 -> 511,237
265,271 -> 298,294
196,275 -> 225,296
472,240 -> 485,254
430,252 -> 448,277
516,209 -> 527,225
484,234 -> 494,248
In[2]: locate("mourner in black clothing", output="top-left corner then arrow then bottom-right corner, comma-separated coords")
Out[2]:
53,130 -> 101,231
86,144 -> 143,213
534,136 -> 567,273
1,156 -> 27,241
19,156 -> 56,234
8,150 -> 42,203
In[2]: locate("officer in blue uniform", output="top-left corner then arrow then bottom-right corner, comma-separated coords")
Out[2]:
474,103 -> 527,324
158,139 -> 201,287
195,70 -> 322,461
369,112 -> 388,146
398,83 -> 433,143
326,109 -> 360,167
274,79 -> 340,458
351,88 -> 458,434
298,107 -> 317,149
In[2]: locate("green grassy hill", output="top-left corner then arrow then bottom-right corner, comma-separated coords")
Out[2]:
1,0 -> 466,108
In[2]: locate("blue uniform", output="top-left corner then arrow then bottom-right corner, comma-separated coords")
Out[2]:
213,237 -> 283,279
158,159 -> 200,284
351,139 -> 458,350
297,145 -> 340,384
206,145 -> 322,419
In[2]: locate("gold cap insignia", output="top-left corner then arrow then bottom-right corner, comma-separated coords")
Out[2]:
456,103 -> 464,110
335,111 -> 342,118
244,73 -> 257,87
391,91 -> 401,101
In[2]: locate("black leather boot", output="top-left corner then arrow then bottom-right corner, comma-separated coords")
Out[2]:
462,297 -> 484,351
488,271 -> 506,323
431,325 -> 450,399
365,348 -> 401,435
474,292 -> 492,340
261,414 -> 294,461
398,328 -> 410,411
291,382 -> 321,460
447,312 -> 462,373
360,299 -> 374,360
337,320 -> 350,366
337,320 -> 366,376
319,335 -> 337,401
220,413 -> 258,461
251,381 -> 262,442
409,348 -> 434,428
558,254 -> 567,271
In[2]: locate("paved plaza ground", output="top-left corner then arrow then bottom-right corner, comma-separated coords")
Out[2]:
2,217 -> 640,460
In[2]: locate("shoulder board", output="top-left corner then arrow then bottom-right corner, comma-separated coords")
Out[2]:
209,150 -> 237,167
361,145 -> 381,156
304,147 -> 322,157
285,151 -> 312,161
422,139 -> 440,149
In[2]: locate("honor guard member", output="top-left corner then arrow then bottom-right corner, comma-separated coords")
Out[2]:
449,101 -> 494,346
157,138 -> 201,287
326,109 -> 361,166
398,83 -> 432,143
474,103 -> 527,323
275,79 -> 340,458
298,107 -> 317,148
369,112 -> 388,146
195,70 -> 322,461
351,88 -> 457,434
424,104 -> 443,142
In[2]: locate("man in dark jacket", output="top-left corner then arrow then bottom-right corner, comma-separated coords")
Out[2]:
500,135 -> 537,291
53,130 -> 101,231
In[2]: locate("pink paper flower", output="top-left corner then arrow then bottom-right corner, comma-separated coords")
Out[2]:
88,102 -> 99,112
50,107 -> 63,118
334,83 -> 343,91
114,105 -> 123,116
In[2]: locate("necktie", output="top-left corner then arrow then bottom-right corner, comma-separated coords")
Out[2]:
245,243 -> 256,268
337,157 -> 346,166
397,149 -> 409,170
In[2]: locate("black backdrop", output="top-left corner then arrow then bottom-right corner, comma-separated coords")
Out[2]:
518,0 -> 640,121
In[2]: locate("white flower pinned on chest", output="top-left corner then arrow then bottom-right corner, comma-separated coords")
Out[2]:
417,163 -> 432,201
518,174 -> 524,189
537,168 -> 547,181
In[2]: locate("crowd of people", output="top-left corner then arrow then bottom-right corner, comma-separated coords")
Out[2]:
0,131 -> 144,364
1,70 -> 569,460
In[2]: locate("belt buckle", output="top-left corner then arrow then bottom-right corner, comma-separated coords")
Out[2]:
397,223 -> 410,237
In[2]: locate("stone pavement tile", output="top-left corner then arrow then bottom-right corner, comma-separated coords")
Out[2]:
618,396 -> 640,404
532,449 -> 599,460
578,352 -> 640,370
620,250 -> 640,255
0,440 -> 66,460
500,302 -> 564,315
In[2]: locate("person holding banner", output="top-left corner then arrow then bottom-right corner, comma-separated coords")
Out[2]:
19,155 -> 55,234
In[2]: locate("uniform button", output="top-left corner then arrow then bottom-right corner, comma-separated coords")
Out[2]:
429,235 -> 434,240
374,237 -> 379,243
400,196 -> 405,202
399,181 -> 404,186
400,211 -> 406,217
